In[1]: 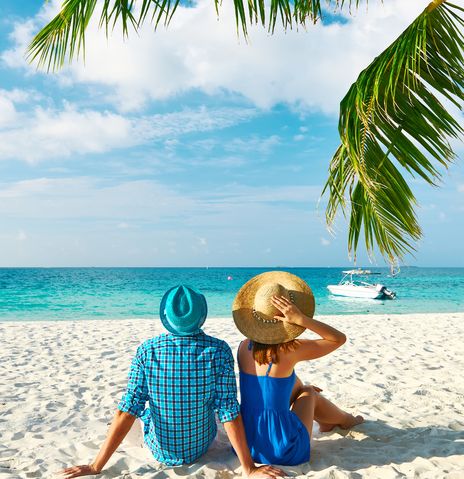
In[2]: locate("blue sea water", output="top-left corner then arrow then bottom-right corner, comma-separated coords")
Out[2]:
0,267 -> 463,321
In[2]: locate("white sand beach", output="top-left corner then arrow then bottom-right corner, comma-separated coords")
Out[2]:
1,313 -> 464,478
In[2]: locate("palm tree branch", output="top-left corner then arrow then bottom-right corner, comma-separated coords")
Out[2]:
324,0 -> 464,262
28,0 -> 366,71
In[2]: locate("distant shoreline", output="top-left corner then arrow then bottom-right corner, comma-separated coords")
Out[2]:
1,266 -> 463,269
2,311 -> 464,323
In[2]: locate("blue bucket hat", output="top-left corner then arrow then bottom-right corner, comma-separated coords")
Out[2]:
159,285 -> 208,336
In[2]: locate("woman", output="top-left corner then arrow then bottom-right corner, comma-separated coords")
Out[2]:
233,271 -> 363,466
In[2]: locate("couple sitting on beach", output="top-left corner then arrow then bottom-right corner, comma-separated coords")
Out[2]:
61,272 -> 363,478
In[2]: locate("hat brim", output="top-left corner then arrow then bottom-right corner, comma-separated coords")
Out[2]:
232,271 -> 315,344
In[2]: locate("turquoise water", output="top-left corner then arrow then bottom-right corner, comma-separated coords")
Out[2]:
0,267 -> 463,321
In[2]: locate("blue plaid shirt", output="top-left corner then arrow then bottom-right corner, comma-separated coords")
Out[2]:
118,330 -> 240,465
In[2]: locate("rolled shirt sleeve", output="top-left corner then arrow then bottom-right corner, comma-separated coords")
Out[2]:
118,344 -> 149,417
214,344 -> 240,423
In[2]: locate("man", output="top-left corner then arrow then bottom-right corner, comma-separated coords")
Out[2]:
61,285 -> 285,478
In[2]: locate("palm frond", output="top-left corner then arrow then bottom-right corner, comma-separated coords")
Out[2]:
323,0 -> 464,263
27,0 -> 180,71
28,0 -> 364,71
27,0 -> 98,71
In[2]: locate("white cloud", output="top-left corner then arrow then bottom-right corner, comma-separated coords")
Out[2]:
0,177 -> 195,220
206,184 -> 321,204
0,96 -> 17,127
1,175 -> 462,266
0,177 -> 321,220
0,89 -> 36,126
184,135 -> 280,160
224,135 -> 280,154
192,156 -> 247,168
0,98 -> 257,162
2,0 -> 431,113
1,19 -> 37,69
17,230 -> 27,241
320,237 -> 331,247
0,176 -> 327,266
0,88 -> 34,103
0,103 -> 132,162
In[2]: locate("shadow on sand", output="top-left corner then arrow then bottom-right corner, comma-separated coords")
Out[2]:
115,420 -> 464,477
293,419 -> 464,476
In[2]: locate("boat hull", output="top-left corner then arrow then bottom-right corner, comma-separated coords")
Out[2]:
327,284 -> 385,299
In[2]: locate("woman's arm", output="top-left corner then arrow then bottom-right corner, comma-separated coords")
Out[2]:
60,410 -> 136,478
271,295 -> 346,361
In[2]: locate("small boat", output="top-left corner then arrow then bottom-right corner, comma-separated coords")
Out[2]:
327,269 -> 396,299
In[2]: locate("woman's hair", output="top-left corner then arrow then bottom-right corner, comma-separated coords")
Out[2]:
252,340 -> 300,365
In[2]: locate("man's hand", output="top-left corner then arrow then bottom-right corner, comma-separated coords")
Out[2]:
59,463 -> 100,478
246,464 -> 286,478
58,410 -> 136,478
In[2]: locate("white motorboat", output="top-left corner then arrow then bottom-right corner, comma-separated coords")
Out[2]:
327,269 -> 396,299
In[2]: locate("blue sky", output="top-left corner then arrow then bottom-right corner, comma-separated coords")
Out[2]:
0,0 -> 463,267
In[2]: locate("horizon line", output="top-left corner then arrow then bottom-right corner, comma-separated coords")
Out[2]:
0,265 -> 462,269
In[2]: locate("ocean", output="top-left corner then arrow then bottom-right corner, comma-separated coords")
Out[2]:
0,267 -> 463,321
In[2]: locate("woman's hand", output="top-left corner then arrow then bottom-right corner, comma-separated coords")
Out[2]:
271,295 -> 307,326
59,463 -> 100,478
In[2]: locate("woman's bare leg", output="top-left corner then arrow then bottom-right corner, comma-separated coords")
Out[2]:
290,384 -> 317,437
291,383 -> 364,437
312,391 -> 363,431
290,376 -> 324,406
289,376 -> 304,407
290,376 -> 345,432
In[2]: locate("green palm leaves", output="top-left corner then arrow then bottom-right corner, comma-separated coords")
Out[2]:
27,0 -> 362,71
27,0 -> 464,264
28,0 -> 98,71
323,1 -> 464,263
27,0 -> 181,71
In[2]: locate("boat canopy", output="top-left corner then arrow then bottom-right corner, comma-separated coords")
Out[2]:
342,269 -> 381,275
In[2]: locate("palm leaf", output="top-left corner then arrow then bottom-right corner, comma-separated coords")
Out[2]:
27,0 -> 364,71
27,0 -> 180,71
323,0 -> 464,263
27,0 -> 98,71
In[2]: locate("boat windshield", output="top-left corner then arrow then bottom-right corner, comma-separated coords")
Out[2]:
339,269 -> 381,285
342,269 -> 381,275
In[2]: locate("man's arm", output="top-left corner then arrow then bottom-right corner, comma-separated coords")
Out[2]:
223,415 -> 286,479
213,344 -> 285,478
60,410 -> 136,478
61,344 -> 149,478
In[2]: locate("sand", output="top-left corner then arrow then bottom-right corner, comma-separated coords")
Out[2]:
1,313 -> 464,478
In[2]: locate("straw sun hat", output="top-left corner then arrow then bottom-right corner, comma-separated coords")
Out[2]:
232,271 -> 315,345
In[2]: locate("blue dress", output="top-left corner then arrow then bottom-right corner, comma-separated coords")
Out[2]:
238,342 -> 311,466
